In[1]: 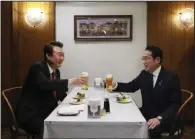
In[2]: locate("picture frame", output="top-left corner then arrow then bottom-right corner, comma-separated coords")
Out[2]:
74,15 -> 133,41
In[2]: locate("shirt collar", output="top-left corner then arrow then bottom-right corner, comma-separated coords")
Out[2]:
152,65 -> 161,77
47,63 -> 54,74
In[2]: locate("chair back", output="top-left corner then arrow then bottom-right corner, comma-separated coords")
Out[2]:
2,87 -> 22,132
177,89 -> 194,117
168,89 -> 193,137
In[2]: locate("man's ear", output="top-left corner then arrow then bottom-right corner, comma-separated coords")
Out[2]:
156,57 -> 161,63
46,54 -> 50,60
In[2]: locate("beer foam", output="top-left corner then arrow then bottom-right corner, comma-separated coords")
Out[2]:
82,72 -> 88,76
106,74 -> 112,78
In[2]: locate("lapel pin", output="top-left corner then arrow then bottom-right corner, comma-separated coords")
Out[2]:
159,81 -> 162,85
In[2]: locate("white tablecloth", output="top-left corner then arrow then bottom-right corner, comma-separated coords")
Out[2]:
43,87 -> 148,138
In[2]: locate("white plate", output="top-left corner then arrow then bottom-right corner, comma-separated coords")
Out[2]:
57,107 -> 80,116
57,111 -> 80,116
117,99 -> 132,104
69,99 -> 85,105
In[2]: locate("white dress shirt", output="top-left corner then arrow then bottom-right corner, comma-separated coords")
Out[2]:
152,66 -> 161,88
47,63 -> 54,75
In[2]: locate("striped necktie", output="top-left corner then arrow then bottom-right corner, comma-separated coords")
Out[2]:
51,71 -> 56,98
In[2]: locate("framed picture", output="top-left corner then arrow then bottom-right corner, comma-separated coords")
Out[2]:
74,15 -> 133,41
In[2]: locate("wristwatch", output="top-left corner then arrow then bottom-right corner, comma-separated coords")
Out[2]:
157,116 -> 163,123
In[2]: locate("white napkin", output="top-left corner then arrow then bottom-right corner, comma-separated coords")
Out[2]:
57,106 -> 80,115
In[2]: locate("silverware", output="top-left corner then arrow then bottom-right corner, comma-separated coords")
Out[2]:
119,92 -> 124,96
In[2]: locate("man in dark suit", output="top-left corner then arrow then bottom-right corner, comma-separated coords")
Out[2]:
15,41 -> 87,137
112,45 -> 181,138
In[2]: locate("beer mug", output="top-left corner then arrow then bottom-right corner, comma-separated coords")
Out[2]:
106,74 -> 113,92
81,72 -> 88,90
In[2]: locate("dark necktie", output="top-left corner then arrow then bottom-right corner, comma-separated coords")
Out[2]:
149,73 -> 154,88
51,72 -> 56,98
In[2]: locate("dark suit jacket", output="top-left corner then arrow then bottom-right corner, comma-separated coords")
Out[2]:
15,61 -> 68,124
114,67 -> 181,124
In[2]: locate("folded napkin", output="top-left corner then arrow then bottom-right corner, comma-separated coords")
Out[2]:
57,106 -> 80,116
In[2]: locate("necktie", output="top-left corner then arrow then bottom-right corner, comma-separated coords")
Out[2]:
149,73 -> 154,88
51,72 -> 56,98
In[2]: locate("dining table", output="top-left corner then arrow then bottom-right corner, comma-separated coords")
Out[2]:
43,87 -> 149,138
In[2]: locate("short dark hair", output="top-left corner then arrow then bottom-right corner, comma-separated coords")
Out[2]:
44,41 -> 63,61
145,45 -> 163,63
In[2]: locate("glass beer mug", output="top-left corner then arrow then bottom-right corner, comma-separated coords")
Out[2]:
106,74 -> 113,92
81,72 -> 88,90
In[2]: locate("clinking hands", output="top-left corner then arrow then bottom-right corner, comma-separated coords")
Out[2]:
69,76 -> 88,86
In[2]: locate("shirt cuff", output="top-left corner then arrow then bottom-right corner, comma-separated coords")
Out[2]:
112,82 -> 118,90
157,116 -> 162,119
157,116 -> 163,123
68,79 -> 73,89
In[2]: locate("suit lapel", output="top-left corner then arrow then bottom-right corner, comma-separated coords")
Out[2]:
55,69 -> 60,79
42,61 -> 51,79
145,71 -> 154,90
42,61 -> 60,80
42,61 -> 59,101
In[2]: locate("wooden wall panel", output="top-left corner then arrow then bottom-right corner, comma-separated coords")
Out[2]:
12,2 -> 20,86
1,1 -> 14,127
147,2 -> 194,121
1,1 -> 55,127
13,2 -> 55,85
1,1 -> 13,90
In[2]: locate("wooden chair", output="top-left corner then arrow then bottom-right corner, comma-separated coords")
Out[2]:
161,89 -> 194,138
2,87 -> 36,139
